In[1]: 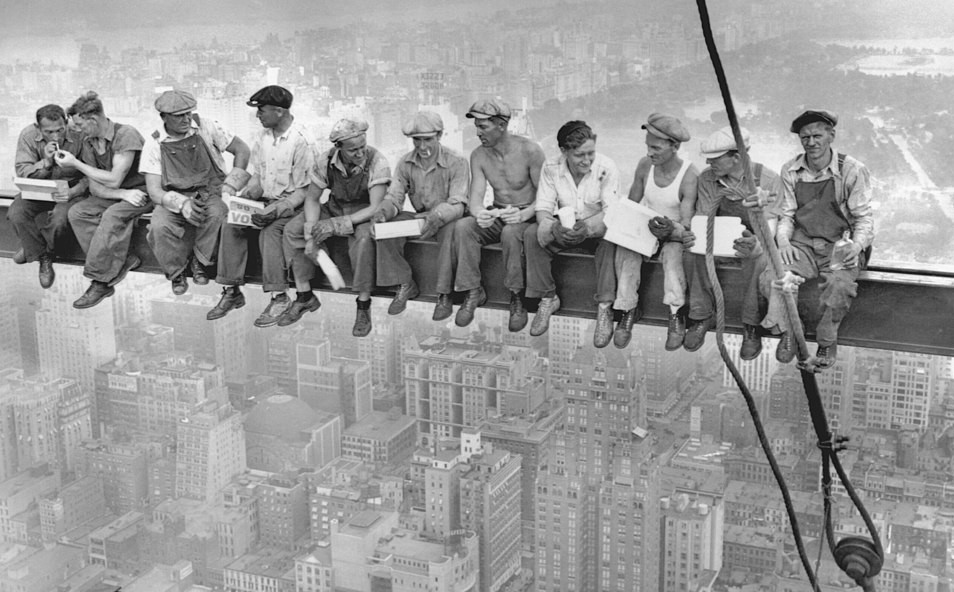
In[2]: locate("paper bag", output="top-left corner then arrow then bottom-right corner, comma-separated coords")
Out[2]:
689,216 -> 746,258
603,199 -> 664,257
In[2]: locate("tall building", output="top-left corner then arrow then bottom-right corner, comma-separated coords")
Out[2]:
175,401 -> 246,503
850,350 -> 938,432
405,335 -> 543,447
39,475 -> 108,542
535,471 -> 592,592
256,473 -> 309,550
659,493 -> 724,592
722,333 -> 780,395
149,292 -> 249,383
630,325 -> 698,418
297,337 -> 373,427
341,409 -> 417,465
75,440 -> 149,514
0,288 -> 21,372
356,318 -> 401,387
424,450 -> 464,538
0,467 -> 60,544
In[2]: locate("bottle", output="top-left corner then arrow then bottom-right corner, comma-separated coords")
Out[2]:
830,231 -> 854,271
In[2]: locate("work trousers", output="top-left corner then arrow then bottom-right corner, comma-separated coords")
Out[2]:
760,238 -> 862,347
614,241 -> 686,311
454,217 -> 528,293
7,195 -> 81,261
687,253 -> 766,326
524,225 -> 617,303
217,209 -> 296,292
68,196 -> 154,283
147,197 -> 227,280
283,210 -> 375,293
376,211 -> 456,294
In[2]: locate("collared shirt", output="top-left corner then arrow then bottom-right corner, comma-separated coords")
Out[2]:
695,162 -> 781,220
250,120 -> 315,200
777,149 -> 874,248
310,146 -> 391,191
384,145 -> 469,214
14,123 -> 85,182
139,116 -> 235,176
535,152 -> 620,218
79,119 -> 146,190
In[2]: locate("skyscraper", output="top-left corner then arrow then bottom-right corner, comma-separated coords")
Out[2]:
175,401 -> 246,503
297,336 -> 372,427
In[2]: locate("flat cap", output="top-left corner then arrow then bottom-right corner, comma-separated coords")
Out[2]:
642,113 -> 690,143
466,98 -> 511,121
247,85 -> 293,109
700,126 -> 750,159
329,118 -> 369,144
155,90 -> 197,115
402,111 -> 444,137
790,109 -> 838,133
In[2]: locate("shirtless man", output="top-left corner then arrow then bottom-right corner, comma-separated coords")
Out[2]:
453,98 -> 546,331
613,113 -> 698,350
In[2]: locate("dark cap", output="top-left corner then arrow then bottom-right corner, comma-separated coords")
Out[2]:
154,89 -> 197,115
642,113 -> 690,143
790,109 -> 838,133
247,85 -> 293,109
466,98 -> 511,121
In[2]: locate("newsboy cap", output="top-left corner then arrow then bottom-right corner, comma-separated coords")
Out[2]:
642,113 -> 690,143
466,98 -> 511,121
154,90 -> 197,115
790,109 -> 838,133
402,111 -> 444,137
700,126 -> 751,159
329,118 -> 369,144
247,85 -> 293,109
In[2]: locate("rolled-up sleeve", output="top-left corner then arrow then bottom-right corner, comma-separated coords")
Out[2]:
446,156 -> 470,207
383,161 -> 410,213
368,153 -> 391,189
15,126 -> 49,179
535,164 -> 558,215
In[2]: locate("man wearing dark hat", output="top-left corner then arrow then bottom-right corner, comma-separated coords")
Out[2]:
371,111 -> 469,318
760,109 -> 873,368
453,98 -> 546,331
613,113 -> 698,350
141,89 -> 251,296
281,118 -> 391,336
9,103 -> 88,289
682,126 -> 780,358
207,85 -> 314,327
56,91 -> 151,309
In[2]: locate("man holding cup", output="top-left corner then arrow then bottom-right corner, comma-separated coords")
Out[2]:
524,120 -> 620,344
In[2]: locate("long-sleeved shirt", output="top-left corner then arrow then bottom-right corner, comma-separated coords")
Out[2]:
383,145 -> 469,216
777,149 -> 874,249
695,161 -> 781,226
14,123 -> 85,184
310,146 -> 391,192
250,120 -> 315,202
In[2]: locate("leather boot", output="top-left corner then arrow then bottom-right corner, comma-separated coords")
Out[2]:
353,298 -> 372,337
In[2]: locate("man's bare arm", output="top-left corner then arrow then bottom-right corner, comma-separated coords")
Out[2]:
627,158 -> 650,203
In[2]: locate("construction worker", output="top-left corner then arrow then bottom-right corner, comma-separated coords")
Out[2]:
141,89 -> 251,296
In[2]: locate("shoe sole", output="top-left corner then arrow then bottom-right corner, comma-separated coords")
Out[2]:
682,338 -> 704,353
276,301 -> 320,326
73,287 -> 116,309
207,299 -> 246,321
433,307 -> 453,321
388,288 -> 420,315
740,347 -> 763,361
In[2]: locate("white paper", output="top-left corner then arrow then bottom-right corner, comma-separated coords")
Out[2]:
14,177 -> 68,202
603,199 -> 663,257
315,249 -> 345,290
689,215 -> 746,258
224,195 -> 265,226
373,219 -> 424,240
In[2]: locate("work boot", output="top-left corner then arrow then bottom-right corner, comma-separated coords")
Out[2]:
254,293 -> 291,328
73,281 -> 115,309
388,280 -> 419,315
815,343 -> 838,369
207,287 -> 245,320
277,292 -> 321,326
612,306 -> 641,349
38,253 -> 55,289
508,292 -> 528,332
682,316 -> 711,352
107,254 -> 142,287
455,287 -> 486,327
12,248 -> 26,264
190,257 -> 209,285
665,311 -> 687,351
432,294 -> 453,321
171,274 -> 188,296
530,295 -> 561,337
353,298 -> 372,337
593,303 -> 615,348
740,324 -> 763,361
775,332 -> 796,363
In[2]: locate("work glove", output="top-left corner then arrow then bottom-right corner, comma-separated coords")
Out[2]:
311,215 -> 354,244
733,229 -> 762,259
417,210 -> 444,240
649,216 -> 674,240
251,207 -> 278,228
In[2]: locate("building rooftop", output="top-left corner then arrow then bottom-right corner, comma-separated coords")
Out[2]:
225,547 -> 297,579
377,532 -> 448,564
345,410 -> 415,441
244,393 -> 333,438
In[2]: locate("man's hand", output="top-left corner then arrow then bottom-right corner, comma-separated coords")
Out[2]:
498,205 -> 522,225
476,208 -> 497,229
841,241 -> 864,269
417,210 -> 443,240
742,187 -> 771,209
733,229 -> 761,259
304,237 -> 317,260
42,142 -> 59,167
777,238 -> 800,266
311,216 -> 354,243
53,150 -> 78,168
182,199 -> 207,226
51,181 -> 70,202
122,188 -> 149,208
681,230 -> 696,250
554,221 -> 586,246
251,206 -> 278,228
649,216 -> 674,240
371,204 -> 394,225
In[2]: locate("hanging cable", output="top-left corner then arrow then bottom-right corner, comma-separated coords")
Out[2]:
692,0 -> 884,590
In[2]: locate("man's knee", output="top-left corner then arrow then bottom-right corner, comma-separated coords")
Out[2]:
500,223 -> 525,246
7,198 -> 31,224
454,217 -> 479,241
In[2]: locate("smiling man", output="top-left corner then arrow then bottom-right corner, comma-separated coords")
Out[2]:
759,109 -> 874,368
452,98 -> 546,331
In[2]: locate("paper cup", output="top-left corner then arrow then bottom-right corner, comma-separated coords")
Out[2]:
557,206 -> 576,229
